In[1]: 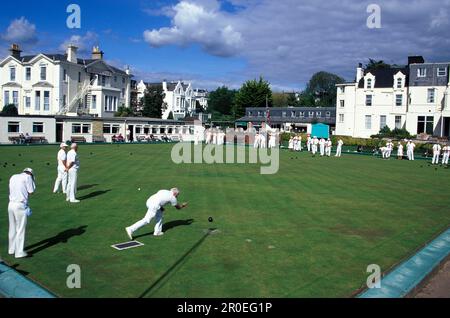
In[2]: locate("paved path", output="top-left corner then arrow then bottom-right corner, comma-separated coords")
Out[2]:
415,258 -> 450,298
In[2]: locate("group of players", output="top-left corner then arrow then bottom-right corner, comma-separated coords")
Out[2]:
287,135 -> 345,158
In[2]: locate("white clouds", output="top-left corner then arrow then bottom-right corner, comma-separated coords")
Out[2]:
59,31 -> 98,54
143,0 -> 243,57
143,0 -> 450,90
1,17 -> 38,44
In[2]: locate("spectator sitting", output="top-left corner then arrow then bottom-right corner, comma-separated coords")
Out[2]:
112,135 -> 117,143
25,133 -> 32,144
145,133 -> 151,142
19,133 -> 25,144
117,133 -> 125,143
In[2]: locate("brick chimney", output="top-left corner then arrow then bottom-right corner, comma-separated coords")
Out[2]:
9,44 -> 22,59
67,45 -> 78,63
92,46 -> 104,60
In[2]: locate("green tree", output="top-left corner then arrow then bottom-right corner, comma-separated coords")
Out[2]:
365,59 -> 391,72
286,93 -> 299,107
195,100 -> 204,113
142,86 -> 165,118
272,92 -> 288,107
303,71 -> 344,107
167,111 -> 174,120
1,104 -> 18,115
115,105 -> 134,117
234,77 -> 272,118
208,86 -> 236,115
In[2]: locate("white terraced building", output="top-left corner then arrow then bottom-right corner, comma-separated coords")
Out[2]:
336,56 -> 450,139
0,44 -> 132,117
136,80 -> 208,120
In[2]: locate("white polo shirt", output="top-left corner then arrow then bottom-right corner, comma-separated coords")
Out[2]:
67,149 -> 80,170
147,190 -> 178,210
9,173 -> 35,205
433,144 -> 441,153
57,149 -> 67,167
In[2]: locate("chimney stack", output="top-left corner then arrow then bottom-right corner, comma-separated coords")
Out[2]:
162,79 -> 167,91
92,46 -> 104,60
67,45 -> 78,63
408,56 -> 425,65
356,63 -> 364,83
9,44 -> 22,60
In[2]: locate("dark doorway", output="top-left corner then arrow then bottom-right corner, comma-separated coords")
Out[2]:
56,123 -> 63,142
128,125 -> 134,142
444,118 -> 450,138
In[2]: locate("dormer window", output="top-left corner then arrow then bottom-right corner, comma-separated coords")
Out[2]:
437,67 -> 447,77
417,68 -> 427,78
396,78 -> 403,89
366,78 -> 373,89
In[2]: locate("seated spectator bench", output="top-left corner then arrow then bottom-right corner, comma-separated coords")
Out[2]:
71,136 -> 87,144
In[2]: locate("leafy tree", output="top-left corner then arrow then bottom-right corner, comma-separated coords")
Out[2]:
1,104 -> 18,115
208,86 -> 236,115
302,71 -> 344,107
286,93 -> 299,107
115,105 -> 134,117
365,59 -> 391,72
167,111 -> 174,120
142,85 -> 165,118
234,77 -> 272,118
272,92 -> 288,107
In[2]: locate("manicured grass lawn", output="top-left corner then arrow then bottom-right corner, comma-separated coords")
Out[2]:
0,143 -> 449,298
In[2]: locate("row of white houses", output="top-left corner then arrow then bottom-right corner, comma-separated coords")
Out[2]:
0,115 -> 196,144
0,44 -> 208,120
336,56 -> 450,139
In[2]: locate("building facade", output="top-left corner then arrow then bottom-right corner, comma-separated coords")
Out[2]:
0,114 -> 195,144
336,56 -> 450,138
0,44 -> 132,118
237,106 -> 336,133
136,80 -> 208,120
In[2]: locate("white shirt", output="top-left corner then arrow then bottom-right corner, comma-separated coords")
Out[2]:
67,149 -> 80,170
338,140 -> 344,147
433,144 -> 441,153
147,190 -> 178,210
57,149 -> 67,167
9,173 -> 35,205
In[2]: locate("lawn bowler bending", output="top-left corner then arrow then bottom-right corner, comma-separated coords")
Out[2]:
8,168 -> 36,258
126,188 -> 188,239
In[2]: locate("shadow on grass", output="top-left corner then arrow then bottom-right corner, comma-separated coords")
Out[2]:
79,190 -> 111,201
134,219 -> 194,239
139,227 -> 215,298
77,184 -> 99,191
10,264 -> 30,277
26,226 -> 88,256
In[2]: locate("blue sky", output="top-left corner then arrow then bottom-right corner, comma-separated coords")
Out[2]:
1,0 -> 450,91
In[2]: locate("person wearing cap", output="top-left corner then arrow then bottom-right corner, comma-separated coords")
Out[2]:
8,168 -> 36,258
53,143 -> 68,194
66,143 -> 80,203
125,188 -> 188,239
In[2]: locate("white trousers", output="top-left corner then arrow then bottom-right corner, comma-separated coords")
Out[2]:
386,150 -> 392,158
66,168 -> 78,201
312,145 -> 317,155
307,143 -> 311,152
432,152 -> 440,165
128,206 -> 164,235
8,202 -> 28,257
320,145 -> 325,156
326,147 -> 331,157
336,146 -> 342,157
53,166 -> 68,193
442,153 -> 449,165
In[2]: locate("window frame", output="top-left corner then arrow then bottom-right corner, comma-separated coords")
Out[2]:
8,121 -> 20,133
32,122 -> 44,133
365,115 -> 372,130
366,95 -> 373,106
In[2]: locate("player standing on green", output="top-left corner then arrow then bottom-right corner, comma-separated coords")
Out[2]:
126,188 -> 188,239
